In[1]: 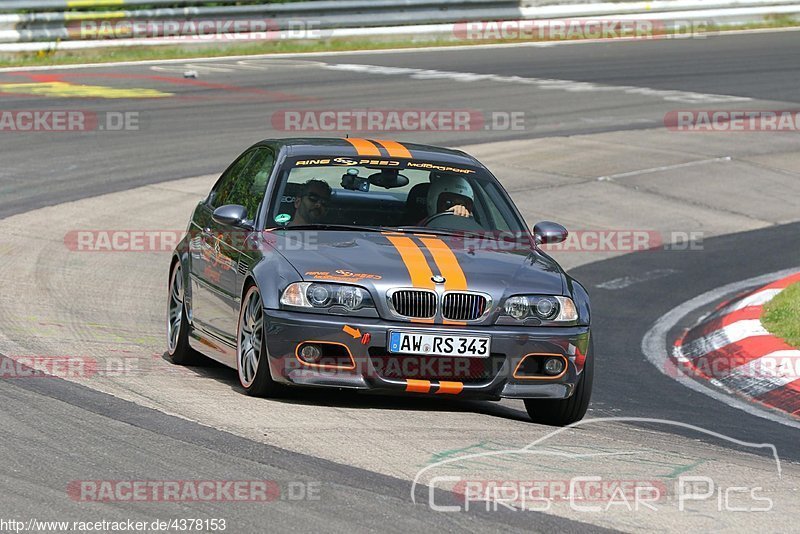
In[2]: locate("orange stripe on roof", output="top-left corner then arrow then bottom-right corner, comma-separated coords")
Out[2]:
344,138 -> 381,156
385,235 -> 435,289
419,237 -> 467,291
406,379 -> 431,393
436,381 -> 464,395
374,139 -> 412,158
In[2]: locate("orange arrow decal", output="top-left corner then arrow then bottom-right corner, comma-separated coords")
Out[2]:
342,325 -> 361,338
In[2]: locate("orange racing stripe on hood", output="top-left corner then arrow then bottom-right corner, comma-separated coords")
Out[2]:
419,237 -> 467,291
384,235 -> 435,289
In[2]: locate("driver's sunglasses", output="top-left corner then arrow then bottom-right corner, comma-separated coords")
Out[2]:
304,193 -> 330,207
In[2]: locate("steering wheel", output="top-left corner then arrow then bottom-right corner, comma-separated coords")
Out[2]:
420,212 -> 457,226
419,211 -> 484,231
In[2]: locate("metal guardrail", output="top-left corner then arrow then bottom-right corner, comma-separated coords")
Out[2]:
0,0 -> 798,48
0,0 -> 524,42
2,0 -> 264,10
1,0 -> 515,13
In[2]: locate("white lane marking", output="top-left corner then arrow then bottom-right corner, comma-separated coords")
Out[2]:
1,26 -> 799,74
150,58 -> 327,74
325,63 -> 751,103
641,267 -> 800,430
677,319 -> 770,360
595,268 -> 679,290
720,350 -> 800,397
595,157 -> 731,181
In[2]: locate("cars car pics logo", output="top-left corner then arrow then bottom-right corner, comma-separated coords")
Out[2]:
275,213 -> 292,224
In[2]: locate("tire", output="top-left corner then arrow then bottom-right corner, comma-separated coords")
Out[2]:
237,284 -> 282,397
524,338 -> 594,426
166,261 -> 200,365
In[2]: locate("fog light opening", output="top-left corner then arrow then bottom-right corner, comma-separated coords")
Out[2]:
543,357 -> 565,376
299,344 -> 322,364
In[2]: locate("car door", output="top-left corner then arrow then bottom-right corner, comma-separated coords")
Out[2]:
189,149 -> 255,342
193,147 -> 277,345
228,147 -> 277,312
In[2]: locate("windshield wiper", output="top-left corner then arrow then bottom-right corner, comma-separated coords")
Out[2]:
275,224 -> 383,232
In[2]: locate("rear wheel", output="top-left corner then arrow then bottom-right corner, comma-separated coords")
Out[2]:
524,339 -> 594,426
166,261 -> 200,365
237,284 -> 282,397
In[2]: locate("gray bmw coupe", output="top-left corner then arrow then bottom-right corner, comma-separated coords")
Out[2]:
168,138 -> 593,425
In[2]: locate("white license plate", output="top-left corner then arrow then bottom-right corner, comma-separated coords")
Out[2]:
388,331 -> 491,358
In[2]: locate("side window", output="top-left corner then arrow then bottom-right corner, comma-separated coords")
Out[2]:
225,148 -> 276,220
208,150 -> 255,210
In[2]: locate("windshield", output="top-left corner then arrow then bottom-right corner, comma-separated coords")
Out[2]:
266,156 -> 527,235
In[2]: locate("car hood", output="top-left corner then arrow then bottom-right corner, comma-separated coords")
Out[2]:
267,231 -> 565,299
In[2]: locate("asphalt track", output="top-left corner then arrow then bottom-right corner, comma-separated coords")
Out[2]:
1,31 -> 799,532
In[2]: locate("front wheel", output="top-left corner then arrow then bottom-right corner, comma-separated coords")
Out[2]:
237,284 -> 282,397
524,338 -> 594,426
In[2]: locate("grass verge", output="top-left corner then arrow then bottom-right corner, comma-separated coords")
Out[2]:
762,281 -> 800,349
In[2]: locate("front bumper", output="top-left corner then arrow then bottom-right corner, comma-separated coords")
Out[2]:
263,309 -> 591,400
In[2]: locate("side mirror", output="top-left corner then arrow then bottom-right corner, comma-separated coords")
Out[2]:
212,204 -> 250,227
533,221 -> 568,245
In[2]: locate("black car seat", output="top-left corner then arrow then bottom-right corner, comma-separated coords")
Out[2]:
403,183 -> 430,225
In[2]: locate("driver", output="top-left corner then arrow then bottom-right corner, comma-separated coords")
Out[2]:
426,174 -> 474,218
290,179 -> 332,226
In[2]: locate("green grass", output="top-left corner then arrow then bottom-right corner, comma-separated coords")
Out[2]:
1,18 -> 798,69
0,37 -> 468,68
762,281 -> 800,349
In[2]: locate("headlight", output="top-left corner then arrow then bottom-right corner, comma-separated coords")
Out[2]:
534,296 -> 559,320
501,295 -> 578,323
280,282 -> 373,312
307,284 -> 331,307
504,296 -> 529,320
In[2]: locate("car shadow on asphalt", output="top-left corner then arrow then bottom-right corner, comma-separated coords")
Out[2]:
158,352 -> 531,423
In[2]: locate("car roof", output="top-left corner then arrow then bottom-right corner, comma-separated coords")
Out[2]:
253,137 -> 483,168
